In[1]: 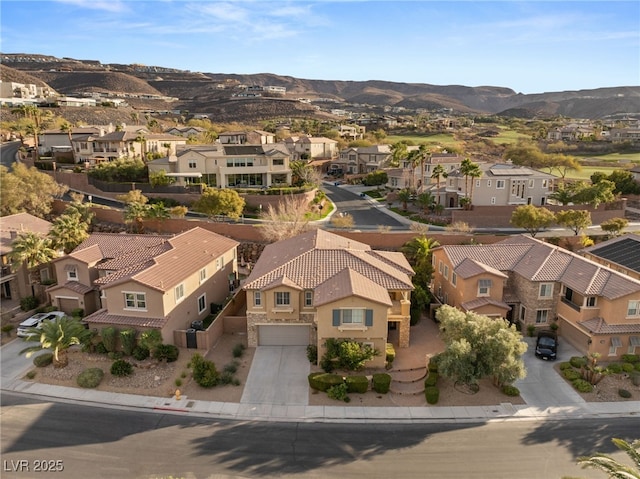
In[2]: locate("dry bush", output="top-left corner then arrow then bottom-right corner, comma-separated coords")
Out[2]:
259,195 -> 315,241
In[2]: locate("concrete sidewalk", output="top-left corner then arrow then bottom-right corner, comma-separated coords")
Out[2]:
2,337 -> 639,424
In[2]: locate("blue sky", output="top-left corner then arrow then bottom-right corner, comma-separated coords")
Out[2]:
1,1 -> 638,94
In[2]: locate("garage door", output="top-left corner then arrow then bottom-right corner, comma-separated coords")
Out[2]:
258,325 -> 310,346
57,298 -> 80,315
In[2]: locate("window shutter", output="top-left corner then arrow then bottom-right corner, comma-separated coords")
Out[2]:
365,309 -> 373,326
332,310 -> 340,326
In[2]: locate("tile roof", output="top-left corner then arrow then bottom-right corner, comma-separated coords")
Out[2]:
314,268 -> 392,307
455,258 -> 508,279
461,297 -> 511,312
244,229 -> 414,296
438,235 -> 640,300
46,281 -> 95,294
83,308 -> 167,329
579,317 -> 640,335
0,213 -> 52,255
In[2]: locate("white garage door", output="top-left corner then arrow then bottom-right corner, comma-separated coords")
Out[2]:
258,325 -> 310,346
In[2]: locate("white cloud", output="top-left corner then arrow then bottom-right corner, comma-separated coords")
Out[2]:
54,0 -> 129,13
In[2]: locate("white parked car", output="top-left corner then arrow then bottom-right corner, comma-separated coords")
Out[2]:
17,311 -> 66,338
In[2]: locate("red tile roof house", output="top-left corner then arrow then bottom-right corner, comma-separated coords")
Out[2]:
47,227 -> 239,344
431,235 -> 640,360
243,229 -> 414,368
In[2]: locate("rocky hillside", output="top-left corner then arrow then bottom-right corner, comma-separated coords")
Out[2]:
2,53 -> 639,120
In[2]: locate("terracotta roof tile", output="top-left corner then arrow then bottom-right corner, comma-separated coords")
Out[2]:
314,268 -> 392,307
461,297 -> 512,311
579,317 -> 640,334
46,281 -> 94,294
83,308 -> 167,329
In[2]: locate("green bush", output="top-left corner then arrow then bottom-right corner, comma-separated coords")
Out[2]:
120,328 -> 137,356
410,307 -> 422,326
425,386 -> 440,404
327,382 -> 350,402
1,324 -> 14,337
132,346 -> 150,361
618,389 -> 632,399
110,359 -> 134,377
372,373 -> 391,394
191,353 -> 219,388
20,296 -> 39,311
622,363 -> 635,373
570,356 -> 588,368
33,352 -> 53,367
139,329 -> 162,353
559,362 -> 574,370
232,343 -> 246,358
607,362 -> 623,374
346,375 -> 369,394
101,326 -> 118,353
424,372 -> 439,388
527,325 -> 536,337
562,369 -> 581,380
25,370 -> 37,379
571,378 -> 593,393
321,338 -> 378,372
175,378 -> 182,387
309,373 -> 344,392
621,354 -> 639,364
501,385 -> 520,397
636,363 -> 640,372
308,372 -> 325,391
71,308 -> 84,318
95,341 -> 108,354
306,344 -> 318,363
77,368 -> 104,388
107,351 -> 123,360
385,343 -> 396,366
154,344 -> 179,362
428,354 -> 441,373
223,361 -> 239,375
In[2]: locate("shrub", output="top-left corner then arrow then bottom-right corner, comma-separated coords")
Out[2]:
527,325 -> 536,337
223,361 -> 239,375
132,346 -> 150,361
424,372 -> 439,388
101,326 -> 118,353
501,385 -> 520,397
425,386 -> 440,404
636,363 -> 640,372
107,351 -> 123,360
232,343 -> 246,358
175,378 -> 183,387
428,354 -> 441,373
1,324 -> 14,337
191,353 -> 219,388
20,296 -> 39,311
139,329 -> 162,353
607,362 -> 623,374
321,338 -> 378,372
327,382 -> 349,402
618,389 -> 632,399
308,372 -> 325,391
562,369 -> 581,380
306,344 -> 318,363
77,368 -> 104,388
120,329 -> 137,356
71,308 -> 84,318
25,370 -> 37,379
33,353 -> 53,367
385,343 -> 396,366
621,354 -> 639,364
410,307 -> 422,326
372,373 -> 391,394
110,359 -> 133,377
559,362 -> 574,370
320,354 -> 335,373
571,378 -> 593,393
621,363 -> 635,373
154,344 -> 179,363
95,341 -> 108,355
569,356 -> 588,368
346,375 -> 369,394
310,373 -> 345,392
220,371 -> 236,385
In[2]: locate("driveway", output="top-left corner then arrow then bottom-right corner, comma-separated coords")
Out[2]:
515,336 -> 586,407
240,346 -> 310,406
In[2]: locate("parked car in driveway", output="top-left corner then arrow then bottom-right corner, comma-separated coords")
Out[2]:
535,330 -> 558,360
17,311 -> 66,338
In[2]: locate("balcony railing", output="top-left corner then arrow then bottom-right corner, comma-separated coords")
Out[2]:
561,296 -> 581,312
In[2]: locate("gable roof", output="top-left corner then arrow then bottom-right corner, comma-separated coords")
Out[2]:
0,213 -> 52,256
438,235 -> 640,300
244,229 -> 413,296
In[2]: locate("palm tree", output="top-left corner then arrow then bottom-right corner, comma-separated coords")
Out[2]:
49,212 -> 89,254
575,438 -> 640,479
407,149 -> 421,191
397,188 -> 412,211
417,192 -> 435,214
402,236 -> 440,269
460,158 -> 481,209
9,232 -> 58,281
20,316 -> 91,368
389,142 -> 408,168
59,121 -> 76,163
124,202 -> 150,233
134,133 -> 147,161
146,202 -> 171,221
431,163 -> 448,205
467,163 -> 483,208
24,121 -> 40,158
417,144 -> 430,191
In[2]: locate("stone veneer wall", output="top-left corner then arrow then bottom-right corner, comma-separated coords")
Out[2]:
510,273 -> 558,329
246,311 -> 317,347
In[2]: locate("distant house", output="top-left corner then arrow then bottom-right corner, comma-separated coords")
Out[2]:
432,235 -> 640,360
580,234 -> 640,281
0,213 -> 55,309
49,228 -> 239,343
335,145 -> 391,175
164,126 -> 206,137
147,143 -> 292,188
218,130 -> 275,145
284,136 -> 339,161
630,165 -> 640,182
243,229 -> 414,368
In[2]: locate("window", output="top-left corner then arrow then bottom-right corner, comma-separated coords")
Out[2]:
443,265 -> 449,280
496,180 -> 505,189
198,293 -> 206,314
520,305 -> 526,322
188,161 -> 197,169
304,291 -> 313,307
528,179 -> 534,188
609,337 -> 622,356
254,291 -> 262,307
451,272 -> 457,286
629,336 -> 640,354
539,283 -> 554,299
438,261 -> 443,273
487,180 -> 492,188
216,257 -> 225,271
199,268 -> 207,284
273,159 -> 284,166
332,308 -> 373,327
586,296 -> 597,307
124,292 -> 146,310
175,283 -> 185,303
478,279 -> 492,296
475,180 -> 481,187
40,268 -> 50,282
275,291 -> 290,306
490,197 -> 496,205
628,300 -> 640,317
67,267 -> 78,281
535,309 -> 549,324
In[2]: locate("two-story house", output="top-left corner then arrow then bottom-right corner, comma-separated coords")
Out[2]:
218,130 -> 275,145
243,229 -> 414,368
445,162 -> 554,208
147,144 -> 292,188
431,235 -> 640,360
334,145 -> 391,175
284,136 -> 339,161
47,227 -> 238,343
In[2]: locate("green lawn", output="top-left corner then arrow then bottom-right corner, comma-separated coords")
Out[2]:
559,165 -> 629,180
488,128 -> 530,145
580,152 -> 640,163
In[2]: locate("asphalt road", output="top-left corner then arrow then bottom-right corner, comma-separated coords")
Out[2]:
322,183 -> 406,230
0,140 -> 22,169
1,392 -> 636,479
